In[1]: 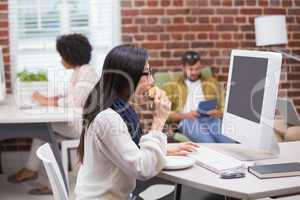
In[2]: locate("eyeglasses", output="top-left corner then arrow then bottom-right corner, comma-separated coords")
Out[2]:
141,68 -> 152,79
184,54 -> 199,61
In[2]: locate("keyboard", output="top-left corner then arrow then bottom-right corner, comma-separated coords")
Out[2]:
188,146 -> 244,174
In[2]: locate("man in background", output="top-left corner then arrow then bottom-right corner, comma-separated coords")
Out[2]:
163,51 -> 233,143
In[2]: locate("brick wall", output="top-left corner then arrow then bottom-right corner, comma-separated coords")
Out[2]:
121,0 -> 300,119
1,0 -> 300,151
0,0 -> 11,93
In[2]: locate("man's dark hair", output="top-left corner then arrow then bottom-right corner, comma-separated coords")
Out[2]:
56,33 -> 92,67
182,51 -> 200,66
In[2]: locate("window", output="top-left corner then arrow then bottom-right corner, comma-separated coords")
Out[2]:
9,0 -> 121,84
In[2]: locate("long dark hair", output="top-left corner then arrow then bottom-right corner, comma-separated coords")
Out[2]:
78,44 -> 148,163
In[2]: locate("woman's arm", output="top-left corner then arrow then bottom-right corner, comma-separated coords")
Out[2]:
94,111 -> 167,180
32,91 -> 59,106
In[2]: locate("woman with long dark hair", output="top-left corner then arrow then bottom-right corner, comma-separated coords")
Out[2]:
75,45 -> 197,200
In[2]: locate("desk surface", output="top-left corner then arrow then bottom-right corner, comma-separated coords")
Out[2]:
160,142 -> 300,200
0,95 -> 80,124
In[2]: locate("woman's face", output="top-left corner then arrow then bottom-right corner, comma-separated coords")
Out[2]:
133,61 -> 154,106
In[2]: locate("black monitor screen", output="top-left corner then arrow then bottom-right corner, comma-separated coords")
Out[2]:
227,56 -> 268,123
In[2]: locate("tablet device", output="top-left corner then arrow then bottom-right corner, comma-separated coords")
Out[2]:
197,99 -> 217,115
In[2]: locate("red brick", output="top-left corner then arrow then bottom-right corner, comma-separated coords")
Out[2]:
216,41 -> 239,48
259,0 -> 268,6
173,0 -> 184,6
166,42 -> 189,49
288,8 -> 300,15
184,34 -> 195,40
134,18 -> 146,24
142,42 -> 164,49
191,8 -> 214,15
147,0 -> 159,7
190,25 -> 214,32
209,33 -> 219,40
122,9 -> 139,16
135,0 -> 145,7
170,34 -> 183,40
222,0 -> 233,6
173,17 -> 184,24
240,8 -> 262,15
197,33 -> 208,40
147,34 -> 158,41
0,4 -> 8,10
191,42 -> 214,48
216,8 -> 238,15
141,26 -> 163,32
161,0 -> 171,6
224,17 -> 234,24
161,51 -> 171,58
186,16 -> 197,23
235,17 -> 246,23
159,34 -> 170,41
147,18 -> 158,24
270,0 -> 281,6
246,0 -> 257,6
149,59 -> 164,67
122,26 -> 139,33
283,0 -> 293,7
211,17 -> 222,23
198,17 -> 209,23
141,9 -> 164,15
166,25 -> 190,32
166,59 -> 181,66
216,25 -> 238,32
166,8 -> 190,15
264,8 -> 286,15
221,33 -> 232,40
211,0 -> 221,6
134,35 -> 145,41
121,1 -> 132,8
234,0 -> 245,6
122,18 -> 133,25
122,35 -> 133,42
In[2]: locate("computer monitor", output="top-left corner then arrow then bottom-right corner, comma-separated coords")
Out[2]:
0,46 -> 6,102
220,50 -> 282,161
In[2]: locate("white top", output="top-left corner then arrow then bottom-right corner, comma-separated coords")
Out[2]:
181,79 -> 205,113
57,64 -> 98,108
75,108 -> 167,200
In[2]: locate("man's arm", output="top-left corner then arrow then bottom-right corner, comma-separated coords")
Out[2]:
168,111 -> 199,123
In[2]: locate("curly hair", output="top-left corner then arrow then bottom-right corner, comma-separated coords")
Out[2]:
56,33 -> 92,67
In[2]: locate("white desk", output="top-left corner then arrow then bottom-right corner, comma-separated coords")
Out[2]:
160,142 -> 300,200
0,95 -> 79,191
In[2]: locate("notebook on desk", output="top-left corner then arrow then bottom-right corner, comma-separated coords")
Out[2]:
248,162 -> 300,179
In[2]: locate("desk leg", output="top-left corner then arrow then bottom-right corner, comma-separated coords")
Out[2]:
174,184 -> 182,200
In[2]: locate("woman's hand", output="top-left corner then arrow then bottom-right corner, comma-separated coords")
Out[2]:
32,91 -> 46,105
167,142 -> 199,156
151,88 -> 171,132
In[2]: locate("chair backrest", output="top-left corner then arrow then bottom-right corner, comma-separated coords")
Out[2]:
36,143 -> 69,200
154,67 -> 213,89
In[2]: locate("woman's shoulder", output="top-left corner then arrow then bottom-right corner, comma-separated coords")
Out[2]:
91,108 -> 127,132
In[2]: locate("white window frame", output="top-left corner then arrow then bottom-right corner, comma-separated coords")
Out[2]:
8,0 -> 121,89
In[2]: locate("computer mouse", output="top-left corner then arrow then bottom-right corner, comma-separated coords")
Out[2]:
220,169 -> 245,179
